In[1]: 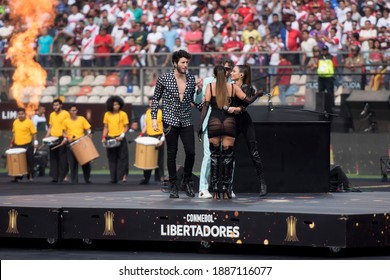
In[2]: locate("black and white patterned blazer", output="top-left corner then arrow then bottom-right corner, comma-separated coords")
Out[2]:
151,70 -> 202,127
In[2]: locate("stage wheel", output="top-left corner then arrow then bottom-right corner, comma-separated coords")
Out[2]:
328,246 -> 342,254
46,238 -> 57,245
200,240 -> 211,249
82,238 -> 93,245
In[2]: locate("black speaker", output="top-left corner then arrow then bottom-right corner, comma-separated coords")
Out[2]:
346,90 -> 390,133
234,121 -> 330,193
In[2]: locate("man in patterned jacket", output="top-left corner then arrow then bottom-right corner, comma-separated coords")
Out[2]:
151,49 -> 202,199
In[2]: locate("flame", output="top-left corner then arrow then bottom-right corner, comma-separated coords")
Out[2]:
7,0 -> 57,116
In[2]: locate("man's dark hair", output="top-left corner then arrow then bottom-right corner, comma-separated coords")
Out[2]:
171,49 -> 191,65
17,107 -> 26,113
106,96 -> 124,112
53,98 -> 63,105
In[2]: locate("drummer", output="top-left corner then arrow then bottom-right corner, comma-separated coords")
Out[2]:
138,97 -> 165,186
10,107 -> 38,182
102,96 -> 129,184
61,104 -> 92,184
45,98 -> 70,183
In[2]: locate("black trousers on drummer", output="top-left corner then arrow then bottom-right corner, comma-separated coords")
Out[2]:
67,147 -> 91,184
143,136 -> 165,182
49,137 -> 69,182
106,136 -> 129,183
163,123 -> 195,183
14,143 -> 34,179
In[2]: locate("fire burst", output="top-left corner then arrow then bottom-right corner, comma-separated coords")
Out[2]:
7,0 -> 57,116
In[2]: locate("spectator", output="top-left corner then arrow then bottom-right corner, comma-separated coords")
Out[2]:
118,36 -> 136,86
94,27 -> 114,73
223,30 -> 244,65
310,20 -> 328,49
129,0 -> 143,23
81,29 -> 94,75
301,29 -> 318,66
68,43 -> 81,78
100,16 -> 113,34
377,8 -> 390,31
360,5 -> 377,27
132,22 -> 148,48
67,4 -> 85,32
344,45 -> 365,90
241,21 -> 261,45
117,2 -> 135,26
37,27 -> 54,79
84,15 -> 100,38
281,20 -> 301,66
367,39 -> 384,90
273,53 -> 292,105
154,38 -> 171,76
172,37 -> 187,52
184,21 -> 203,76
359,20 -> 377,52
52,16 -> 73,69
269,13 -> 283,38
163,20 -> 178,52
268,35 -> 284,85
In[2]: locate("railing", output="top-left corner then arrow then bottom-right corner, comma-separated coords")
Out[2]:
0,51 -> 388,106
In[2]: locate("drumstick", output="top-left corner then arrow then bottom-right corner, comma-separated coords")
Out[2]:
51,142 -> 65,150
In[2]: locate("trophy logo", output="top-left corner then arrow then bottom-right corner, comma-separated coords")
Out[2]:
103,211 -> 116,236
6,209 -> 19,234
284,216 -> 299,242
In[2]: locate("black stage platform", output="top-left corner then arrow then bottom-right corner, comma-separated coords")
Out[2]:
0,175 -> 389,251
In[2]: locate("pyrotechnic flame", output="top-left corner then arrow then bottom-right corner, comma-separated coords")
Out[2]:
7,0 -> 57,116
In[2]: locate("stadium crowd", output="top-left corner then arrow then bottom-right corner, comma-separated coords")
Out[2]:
0,0 -> 389,92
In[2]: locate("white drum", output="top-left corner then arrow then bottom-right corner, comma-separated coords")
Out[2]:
43,136 -> 60,146
5,148 -> 28,176
134,137 -> 160,170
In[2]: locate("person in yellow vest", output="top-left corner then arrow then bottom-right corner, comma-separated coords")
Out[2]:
317,45 -> 335,113
62,104 -> 92,184
102,96 -> 129,184
45,98 -> 70,183
138,97 -> 165,186
10,108 -> 38,182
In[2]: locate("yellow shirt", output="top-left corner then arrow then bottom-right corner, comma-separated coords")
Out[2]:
49,110 -> 70,137
241,29 -> 261,45
145,108 -> 163,136
63,116 -> 91,141
12,118 -> 37,145
103,110 -> 129,137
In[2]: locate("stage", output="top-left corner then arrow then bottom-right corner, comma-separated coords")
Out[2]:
0,175 -> 389,251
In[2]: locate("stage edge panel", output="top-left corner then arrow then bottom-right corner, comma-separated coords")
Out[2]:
0,207 -> 59,239
61,208 -> 390,248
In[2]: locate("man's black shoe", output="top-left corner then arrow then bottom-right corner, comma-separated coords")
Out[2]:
169,184 -> 179,198
182,179 -> 195,198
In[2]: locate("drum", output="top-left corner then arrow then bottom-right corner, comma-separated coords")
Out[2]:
5,148 -> 28,176
70,136 -> 100,165
134,137 -> 159,170
43,136 -> 60,146
103,139 -> 121,148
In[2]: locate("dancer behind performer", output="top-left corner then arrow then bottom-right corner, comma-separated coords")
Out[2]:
198,65 -> 263,199
45,98 -> 70,183
102,95 -> 129,184
151,49 -> 203,199
10,108 -> 38,182
62,105 -> 92,184
194,58 -> 234,199
138,97 -> 165,186
230,64 -> 267,196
